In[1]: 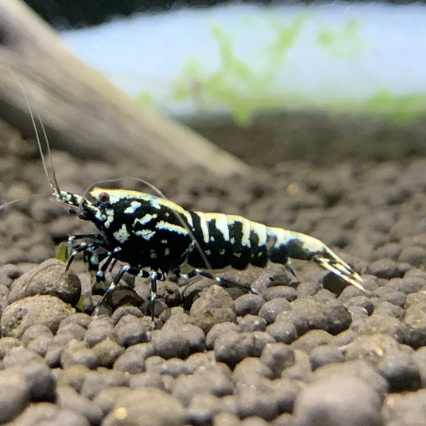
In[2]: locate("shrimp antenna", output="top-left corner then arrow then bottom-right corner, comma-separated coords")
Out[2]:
0,193 -> 51,211
9,67 -> 61,197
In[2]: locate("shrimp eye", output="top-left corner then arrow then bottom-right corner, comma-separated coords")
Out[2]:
98,192 -> 110,203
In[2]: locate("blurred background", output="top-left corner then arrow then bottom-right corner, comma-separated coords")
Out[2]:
17,0 -> 426,166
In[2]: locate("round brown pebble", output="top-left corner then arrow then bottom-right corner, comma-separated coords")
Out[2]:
11,402 -> 91,426
259,298 -> 292,324
190,285 -> 237,333
92,339 -> 125,368
61,340 -> 99,370
293,374 -> 383,426
235,294 -> 265,316
260,343 -> 295,378
206,322 -> 240,350
103,388 -> 185,426
8,259 -> 81,305
151,328 -> 191,360
0,374 -> 30,423
309,345 -> 345,371
1,295 -> 73,338
113,343 -> 155,374
56,385 -> 103,426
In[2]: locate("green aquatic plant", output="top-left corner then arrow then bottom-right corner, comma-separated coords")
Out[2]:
138,11 -> 423,124
365,89 -> 426,122
171,13 -> 307,124
317,18 -> 366,58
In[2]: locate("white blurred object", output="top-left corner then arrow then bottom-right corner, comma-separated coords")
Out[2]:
61,3 -> 426,121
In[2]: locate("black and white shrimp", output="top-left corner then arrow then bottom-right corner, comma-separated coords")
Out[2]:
52,182 -> 365,318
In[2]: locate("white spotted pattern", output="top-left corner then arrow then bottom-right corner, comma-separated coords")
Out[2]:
156,221 -> 188,236
254,224 -> 267,247
113,224 -> 130,244
150,198 -> 161,210
135,214 -> 157,227
124,201 -> 142,214
104,209 -> 115,229
135,229 -> 156,240
240,218 -> 251,247
197,214 -> 210,243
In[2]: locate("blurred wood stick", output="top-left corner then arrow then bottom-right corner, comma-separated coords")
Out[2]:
0,0 -> 251,176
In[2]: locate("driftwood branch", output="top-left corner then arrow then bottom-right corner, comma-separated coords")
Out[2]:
0,0 -> 251,176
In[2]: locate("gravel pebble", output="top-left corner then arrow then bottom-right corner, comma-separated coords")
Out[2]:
314,360 -> 389,400
296,280 -> 322,298
85,319 -> 117,348
291,330 -> 334,355
61,340 -> 99,370
213,412 -> 241,426
151,328 -> 191,359
233,357 -> 274,382
398,245 -> 426,267
369,259 -> 403,279
344,295 -> 375,315
56,385 -> 104,426
8,259 -> 81,305
259,298 -> 292,324
281,350 -> 312,383
110,305 -> 144,324
20,324 -> 53,346
206,322 -> 240,350
173,369 -> 233,406
377,351 -> 421,392
58,364 -> 91,392
382,391 -> 426,426
114,314 -> 148,347
356,313 -> 408,343
375,287 -> 406,308
404,302 -> 426,348
0,374 -> 30,423
375,301 -> 405,319
215,332 -> 275,369
92,339 -> 125,368
163,318 -> 206,354
12,403 -> 91,426
266,321 -> 298,344
1,295 -> 73,338
273,413 -> 296,426
3,346 -> 45,367
27,334 -> 53,357
309,345 -> 345,371
260,343 -> 295,378
58,323 -> 87,341
0,336 -> 22,359
92,387 -> 131,417
234,294 -> 265,316
129,371 -> 166,390
190,285 -> 237,333
293,374 -> 383,426
345,334 -> 403,367
17,362 -> 56,402
103,388 -> 185,426
60,313 -> 92,329
80,369 -> 129,400
238,315 -> 267,332
187,394 -> 233,425
236,385 -> 281,421
262,286 -> 297,302
113,343 -> 155,374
